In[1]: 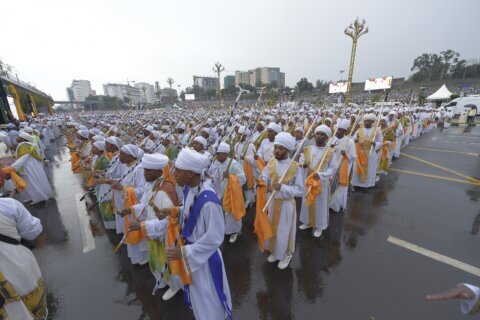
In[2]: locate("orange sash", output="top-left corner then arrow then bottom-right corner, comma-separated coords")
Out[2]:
166,208 -> 191,285
244,160 -> 255,189
305,173 -> 321,206
254,179 -> 273,252
70,152 -> 82,174
1,166 -> 27,192
255,156 -> 265,172
123,187 -> 145,245
339,156 -> 349,186
222,174 -> 246,221
163,162 -> 176,185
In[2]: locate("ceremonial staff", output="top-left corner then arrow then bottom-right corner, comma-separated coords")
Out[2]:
222,88 -> 265,179
262,96 -> 331,212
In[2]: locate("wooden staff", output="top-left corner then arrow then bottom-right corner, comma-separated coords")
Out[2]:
262,96 -> 331,212
369,108 -> 383,155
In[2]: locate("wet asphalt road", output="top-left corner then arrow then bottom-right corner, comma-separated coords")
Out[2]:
28,125 -> 480,320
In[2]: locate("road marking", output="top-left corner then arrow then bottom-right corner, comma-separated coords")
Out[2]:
431,138 -> 480,145
406,146 -> 478,157
400,152 -> 480,183
75,193 -> 96,253
387,236 -> 480,277
388,168 -> 480,186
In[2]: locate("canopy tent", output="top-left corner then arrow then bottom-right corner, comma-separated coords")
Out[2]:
426,84 -> 453,100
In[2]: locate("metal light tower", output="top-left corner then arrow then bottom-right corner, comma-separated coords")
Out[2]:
213,62 -> 225,105
167,78 -> 174,106
344,18 -> 368,106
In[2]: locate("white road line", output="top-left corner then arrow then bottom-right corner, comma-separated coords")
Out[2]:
431,138 -> 480,145
75,193 -> 96,253
387,236 -> 480,277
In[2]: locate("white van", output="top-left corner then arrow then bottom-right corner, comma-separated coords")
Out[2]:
443,96 -> 480,117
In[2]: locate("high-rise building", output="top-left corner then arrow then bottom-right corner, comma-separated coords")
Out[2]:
103,83 -> 142,104
66,80 -> 94,102
223,75 -> 235,89
235,67 -> 285,87
193,76 -> 218,91
134,82 -> 156,104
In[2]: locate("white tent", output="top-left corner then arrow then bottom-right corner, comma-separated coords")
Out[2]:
426,84 -> 452,100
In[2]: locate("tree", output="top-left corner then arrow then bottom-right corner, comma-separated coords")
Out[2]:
296,78 -> 314,93
0,58 -> 13,78
409,50 -> 475,82
205,89 -> 216,99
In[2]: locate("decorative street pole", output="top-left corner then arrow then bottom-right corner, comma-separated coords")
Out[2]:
344,18 -> 368,106
213,62 -> 225,105
167,77 -> 174,106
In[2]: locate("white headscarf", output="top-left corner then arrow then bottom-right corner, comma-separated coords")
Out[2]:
19,132 -> 34,142
217,142 -> 230,154
105,136 -> 124,150
274,132 -> 295,151
93,141 -> 105,151
267,122 -> 282,133
141,153 -> 169,170
77,130 -> 90,139
315,124 -> 332,138
193,136 -> 207,147
175,148 -> 208,174
121,144 -> 144,159
338,119 -> 351,130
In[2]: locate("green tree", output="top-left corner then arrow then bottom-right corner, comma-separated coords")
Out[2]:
0,58 -> 13,78
296,78 -> 314,93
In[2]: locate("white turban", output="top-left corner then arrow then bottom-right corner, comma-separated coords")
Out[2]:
141,153 -> 169,170
19,132 -> 34,142
177,123 -> 186,130
315,124 -> 332,138
92,135 -> 105,142
151,130 -> 161,139
0,132 -> 7,141
238,126 -> 246,134
77,130 -> 89,139
23,127 -> 33,133
267,122 -> 282,133
294,126 -> 304,132
121,144 -> 144,159
338,119 -> 351,130
93,141 -> 105,151
175,148 -> 208,174
145,125 -> 154,132
274,132 -> 295,151
217,142 -> 230,154
193,136 -> 207,147
364,114 -> 377,121
324,117 -> 333,124
105,136 -> 124,150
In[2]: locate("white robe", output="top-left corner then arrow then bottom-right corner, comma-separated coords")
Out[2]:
299,145 -> 337,230
12,153 -> 54,202
261,159 -> 304,260
330,136 -> 356,212
180,183 -> 232,320
0,198 -> 45,320
208,158 -> 246,235
133,180 -> 182,292
351,127 -> 383,188
113,163 -> 147,263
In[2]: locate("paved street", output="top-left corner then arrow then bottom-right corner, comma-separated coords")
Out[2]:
29,126 -> 480,320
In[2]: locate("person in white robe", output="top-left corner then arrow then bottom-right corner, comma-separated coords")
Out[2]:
255,122 -> 281,167
207,142 -> 246,243
127,153 -> 183,301
10,133 -> 54,204
234,126 -> 257,207
167,147 -> 232,320
351,114 -> 383,188
298,125 -> 338,237
112,144 -> 147,265
0,198 -> 47,320
330,119 -> 356,212
261,132 -> 304,269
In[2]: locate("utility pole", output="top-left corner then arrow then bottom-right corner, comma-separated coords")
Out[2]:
155,81 -> 160,107
344,18 -> 368,106
213,62 -> 225,105
167,78 -> 174,107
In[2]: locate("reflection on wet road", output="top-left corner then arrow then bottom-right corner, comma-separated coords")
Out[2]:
29,127 -> 480,319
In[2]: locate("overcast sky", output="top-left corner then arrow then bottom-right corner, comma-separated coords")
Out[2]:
2,0 -> 479,100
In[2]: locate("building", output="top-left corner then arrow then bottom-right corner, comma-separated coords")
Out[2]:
159,88 -> 178,104
103,83 -> 142,104
223,75 -> 235,89
235,67 -> 285,87
66,80 -> 94,102
134,82 -> 156,104
193,76 -> 218,91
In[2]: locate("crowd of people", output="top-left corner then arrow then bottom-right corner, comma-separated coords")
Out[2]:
0,99 -> 478,319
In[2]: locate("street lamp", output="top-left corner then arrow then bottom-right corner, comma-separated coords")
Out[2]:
213,62 -> 225,105
344,18 -> 368,106
167,78 -> 174,107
